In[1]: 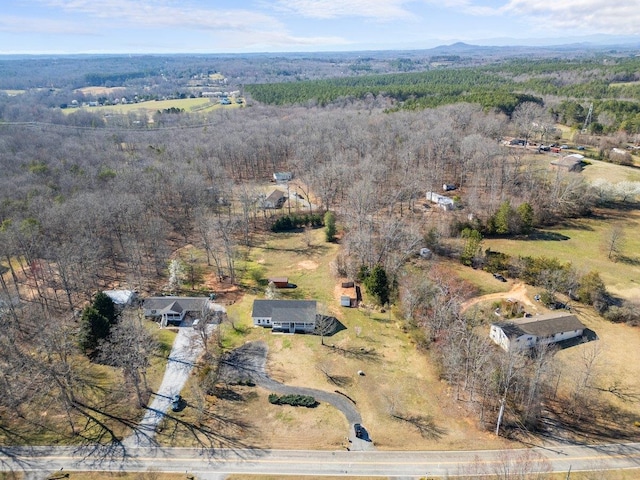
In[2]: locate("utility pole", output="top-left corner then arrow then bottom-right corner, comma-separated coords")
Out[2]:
495,397 -> 506,436
581,103 -> 593,134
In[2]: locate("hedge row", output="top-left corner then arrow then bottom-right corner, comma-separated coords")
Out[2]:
268,393 -> 318,407
271,213 -> 324,232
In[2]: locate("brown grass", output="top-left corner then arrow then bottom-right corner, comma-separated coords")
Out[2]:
167,229 -> 512,451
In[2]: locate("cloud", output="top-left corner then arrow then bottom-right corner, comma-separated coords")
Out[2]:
0,14 -> 98,34
39,0 -> 282,30
217,30 -> 351,50
270,0 -> 416,20
502,0 -> 640,34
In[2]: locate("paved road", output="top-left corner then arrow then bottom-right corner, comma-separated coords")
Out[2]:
2,443 -> 640,478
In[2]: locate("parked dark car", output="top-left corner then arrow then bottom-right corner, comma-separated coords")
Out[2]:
354,423 -> 364,439
171,394 -> 182,412
493,273 -> 507,282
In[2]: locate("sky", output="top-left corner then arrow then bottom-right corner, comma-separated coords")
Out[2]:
1,0 -> 640,54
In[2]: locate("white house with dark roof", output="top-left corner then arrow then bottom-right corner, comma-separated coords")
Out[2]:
490,312 -> 586,352
252,299 -> 317,333
143,296 -> 207,327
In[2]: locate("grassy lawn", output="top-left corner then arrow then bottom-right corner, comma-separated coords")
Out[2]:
482,208 -> 640,300
447,261 -> 511,296
581,158 -> 640,183
162,228 -> 510,451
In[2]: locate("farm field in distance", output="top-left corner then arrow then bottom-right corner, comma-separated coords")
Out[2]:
61,96 -> 242,116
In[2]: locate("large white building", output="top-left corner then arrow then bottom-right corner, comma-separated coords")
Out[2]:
490,312 -> 585,352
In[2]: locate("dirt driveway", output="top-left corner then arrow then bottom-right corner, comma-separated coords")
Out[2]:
461,281 -> 537,312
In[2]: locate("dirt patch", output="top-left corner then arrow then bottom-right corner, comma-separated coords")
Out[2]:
298,260 -> 319,270
461,281 -> 539,313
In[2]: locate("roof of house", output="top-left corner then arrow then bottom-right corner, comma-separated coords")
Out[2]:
273,172 -> 292,179
493,312 -> 585,339
551,155 -> 584,169
265,189 -> 286,203
252,299 -> 317,323
268,277 -> 288,283
144,296 -> 207,313
103,289 -> 136,305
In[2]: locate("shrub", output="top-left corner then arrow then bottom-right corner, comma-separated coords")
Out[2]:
271,213 -> 324,232
268,393 -> 317,407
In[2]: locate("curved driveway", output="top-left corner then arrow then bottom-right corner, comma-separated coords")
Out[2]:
219,341 -> 372,450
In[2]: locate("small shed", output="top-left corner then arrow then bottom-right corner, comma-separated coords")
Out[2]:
268,277 -> 289,288
338,280 -> 359,308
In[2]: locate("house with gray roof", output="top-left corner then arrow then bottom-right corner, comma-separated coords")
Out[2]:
490,312 -> 585,352
252,299 -> 317,333
273,172 -> 293,183
550,154 -> 584,172
144,296 -> 207,327
262,189 -> 287,209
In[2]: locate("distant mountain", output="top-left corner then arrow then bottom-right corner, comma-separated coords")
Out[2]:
421,36 -> 640,59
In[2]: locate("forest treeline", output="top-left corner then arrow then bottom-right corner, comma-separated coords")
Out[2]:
246,58 -> 640,133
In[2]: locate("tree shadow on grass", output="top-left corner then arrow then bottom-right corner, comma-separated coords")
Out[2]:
524,231 -> 571,241
390,412 -> 447,440
539,398 -> 640,444
324,343 -> 381,362
616,254 -> 640,266
155,404 -> 258,454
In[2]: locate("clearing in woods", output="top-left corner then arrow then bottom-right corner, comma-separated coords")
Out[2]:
172,228 -> 510,451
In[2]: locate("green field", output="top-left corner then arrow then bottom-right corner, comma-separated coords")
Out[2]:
483,208 -> 640,300
581,158 -> 640,183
